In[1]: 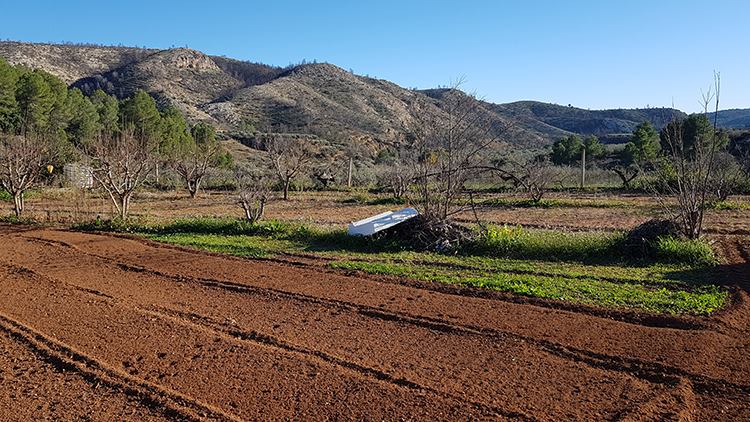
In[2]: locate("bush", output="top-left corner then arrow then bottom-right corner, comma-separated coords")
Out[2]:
622,219 -> 681,257
655,237 -> 717,266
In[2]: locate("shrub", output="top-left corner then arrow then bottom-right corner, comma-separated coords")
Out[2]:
655,237 -> 717,266
622,219 -> 681,257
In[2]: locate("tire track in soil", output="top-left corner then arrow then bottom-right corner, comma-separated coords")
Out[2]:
82,255 -> 750,396
0,325 -> 184,421
16,232 -> 750,397
0,311 -> 239,422
6,235 -> 667,420
26,230 -> 750,389
0,259 -> 508,421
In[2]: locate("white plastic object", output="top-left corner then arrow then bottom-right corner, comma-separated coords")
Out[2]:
347,207 -> 418,236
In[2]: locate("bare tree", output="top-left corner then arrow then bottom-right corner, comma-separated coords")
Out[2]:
235,167 -> 272,223
0,133 -> 53,217
265,134 -> 318,200
86,129 -> 155,220
375,148 -> 416,199
710,151 -> 746,202
408,80 -> 510,221
502,156 -> 559,202
377,161 -> 414,199
172,141 -> 221,198
611,162 -> 640,189
652,73 -> 724,239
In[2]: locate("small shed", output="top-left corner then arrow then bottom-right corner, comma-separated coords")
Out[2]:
63,163 -> 94,189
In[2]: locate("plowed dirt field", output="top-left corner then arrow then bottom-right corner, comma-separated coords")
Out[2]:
0,225 -> 748,420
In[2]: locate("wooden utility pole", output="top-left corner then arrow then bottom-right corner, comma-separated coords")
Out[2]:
580,147 -> 586,189
347,156 -> 353,188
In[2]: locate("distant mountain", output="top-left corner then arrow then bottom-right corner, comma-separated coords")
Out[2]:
714,109 -> 750,129
490,101 -> 686,142
0,41 -> 735,154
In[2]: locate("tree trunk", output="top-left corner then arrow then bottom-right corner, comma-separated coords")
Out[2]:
243,201 -> 253,222
13,191 -> 23,217
119,193 -> 131,221
347,156 -> 353,188
283,178 -> 290,200
580,148 -> 586,189
187,179 -> 198,199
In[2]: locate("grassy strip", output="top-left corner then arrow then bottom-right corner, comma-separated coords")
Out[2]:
78,217 -> 716,266
76,217 -> 726,315
329,261 -> 727,315
466,225 -> 717,266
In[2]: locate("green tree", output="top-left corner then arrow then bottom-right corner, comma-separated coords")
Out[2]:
609,122 -> 660,189
550,135 -> 582,165
15,71 -> 55,133
191,121 -> 216,147
39,71 -> 71,140
159,106 -> 191,156
660,114 -> 726,156
65,88 -> 100,147
583,135 -> 604,159
0,58 -> 19,132
90,89 -> 119,135
624,121 -> 660,164
120,89 -> 161,143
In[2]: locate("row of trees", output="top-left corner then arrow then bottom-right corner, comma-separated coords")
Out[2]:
547,112 -> 743,198
0,58 -> 228,218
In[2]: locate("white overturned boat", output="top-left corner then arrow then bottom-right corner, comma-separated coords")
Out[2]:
347,207 -> 419,236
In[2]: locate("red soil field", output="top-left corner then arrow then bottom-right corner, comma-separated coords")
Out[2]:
0,225 -> 748,420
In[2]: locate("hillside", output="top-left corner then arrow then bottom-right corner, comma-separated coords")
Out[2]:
715,109 -> 750,129
492,101 -> 686,141
0,41 -> 731,153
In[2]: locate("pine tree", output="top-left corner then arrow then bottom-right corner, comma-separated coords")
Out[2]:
90,89 -> 119,135
65,88 -> 100,147
0,58 -> 19,132
120,89 -> 161,143
624,121 -> 660,164
15,71 -> 55,133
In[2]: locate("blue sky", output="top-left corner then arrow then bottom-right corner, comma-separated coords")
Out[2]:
2,0 -> 748,111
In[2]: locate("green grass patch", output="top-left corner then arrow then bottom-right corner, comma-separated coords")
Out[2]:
148,233 -> 290,258
466,225 -> 623,261
0,189 -> 40,202
329,260 -> 727,315
711,200 -> 750,211
655,237 -> 717,266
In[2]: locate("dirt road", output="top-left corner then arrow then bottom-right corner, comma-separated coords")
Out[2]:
0,225 -> 748,420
